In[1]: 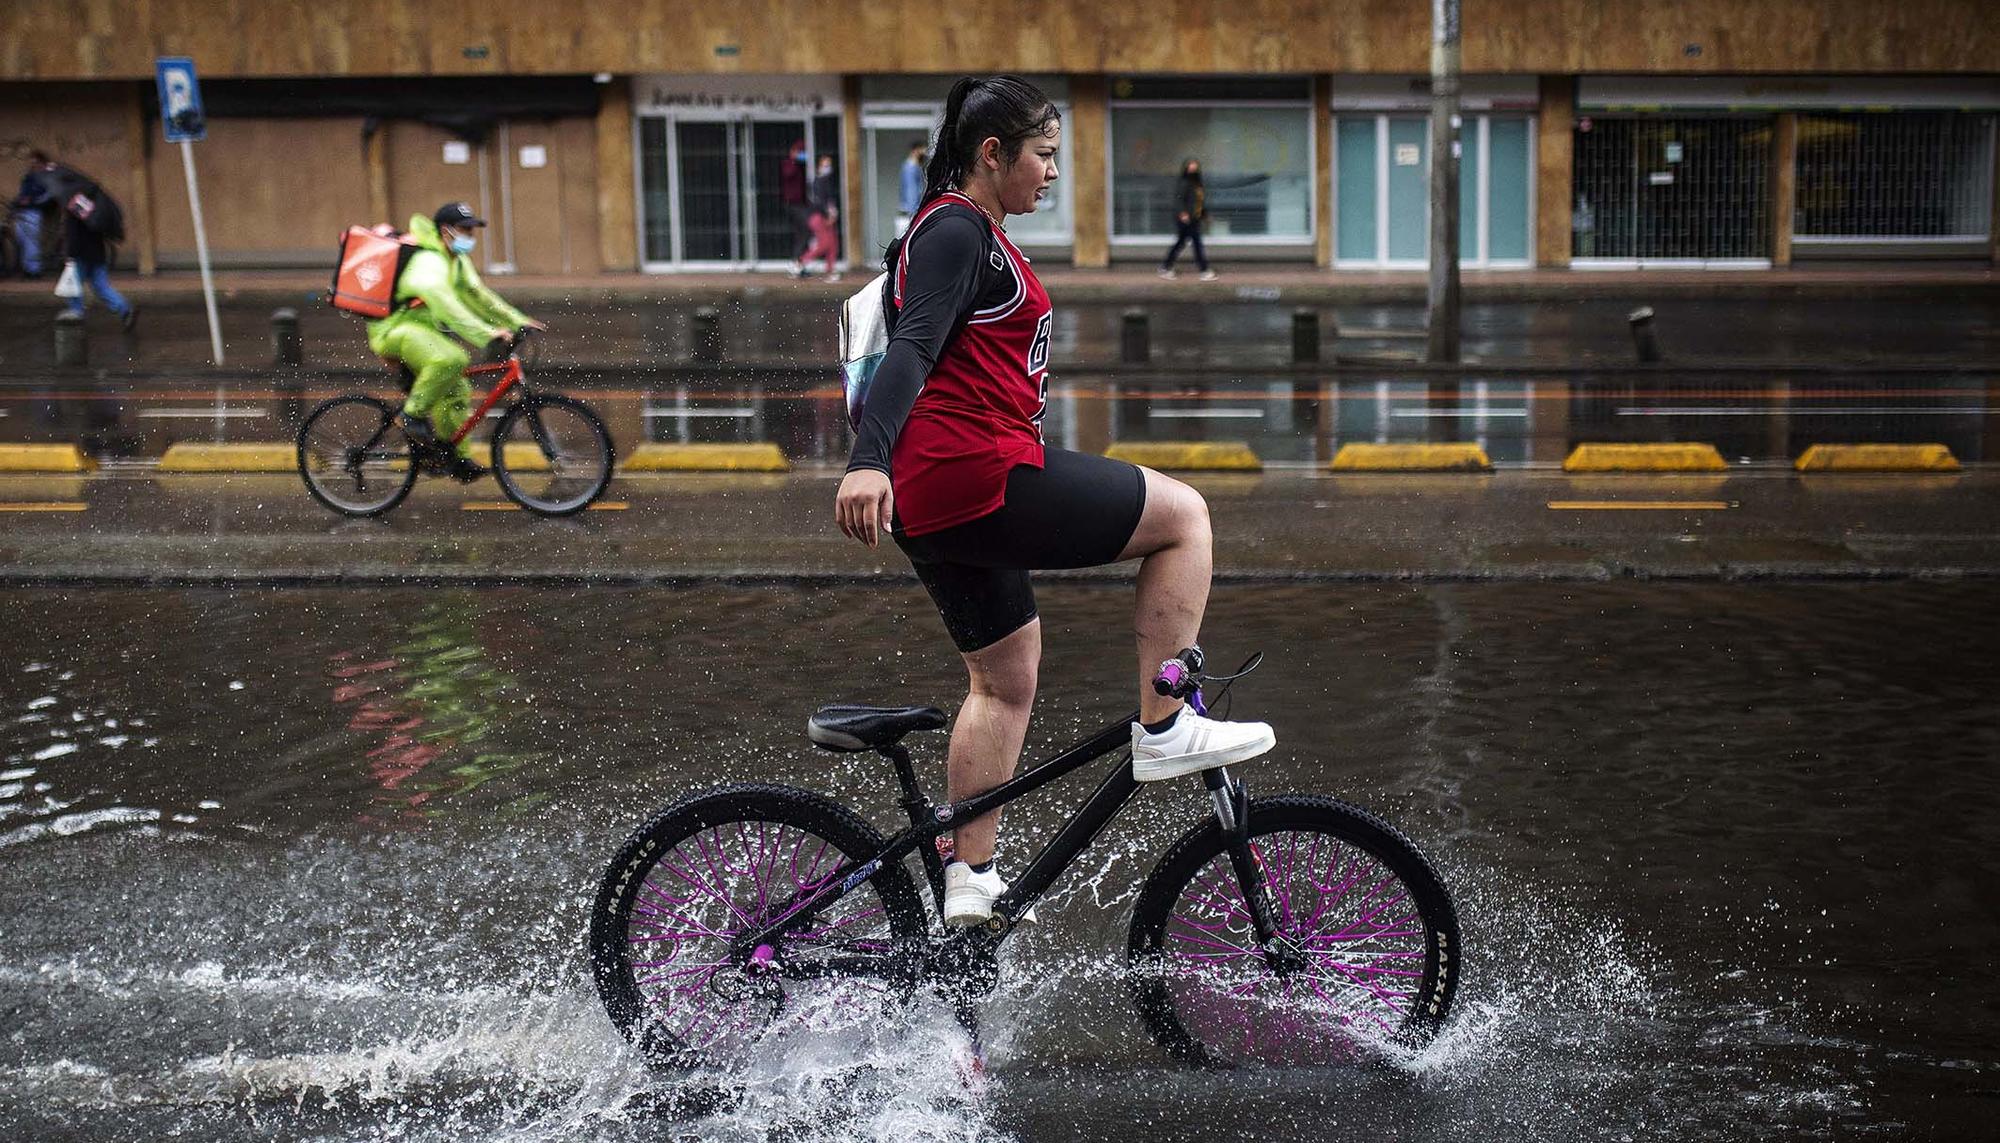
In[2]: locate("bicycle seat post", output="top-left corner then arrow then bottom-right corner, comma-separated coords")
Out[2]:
878,742 -> 929,817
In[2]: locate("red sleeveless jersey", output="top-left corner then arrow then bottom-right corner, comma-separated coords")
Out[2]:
890,192 -> 1054,536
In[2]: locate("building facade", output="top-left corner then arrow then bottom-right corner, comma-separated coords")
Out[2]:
3,0 -> 1996,275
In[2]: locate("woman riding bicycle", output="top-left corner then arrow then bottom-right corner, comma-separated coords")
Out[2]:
834,75 -> 1274,927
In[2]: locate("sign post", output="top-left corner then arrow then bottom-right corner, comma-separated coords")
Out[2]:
155,57 -> 224,366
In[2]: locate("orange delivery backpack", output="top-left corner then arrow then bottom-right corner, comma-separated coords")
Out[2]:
330,224 -> 420,318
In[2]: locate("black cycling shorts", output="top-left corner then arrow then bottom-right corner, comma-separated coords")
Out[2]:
893,448 -> 1148,653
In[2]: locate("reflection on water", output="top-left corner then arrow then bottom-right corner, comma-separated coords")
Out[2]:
0,582 -> 1994,1141
4,371 -> 1993,469
330,605 -> 548,824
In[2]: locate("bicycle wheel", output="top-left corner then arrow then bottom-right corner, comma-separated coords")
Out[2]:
1128,795 -> 1460,1065
590,783 -> 929,1071
490,394 -> 613,517
296,394 -> 417,517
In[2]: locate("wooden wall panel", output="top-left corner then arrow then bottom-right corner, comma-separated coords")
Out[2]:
595,81 -> 636,272
1535,75 -> 1574,268
1069,75 -> 1108,268
145,117 -> 372,265
0,81 -> 139,262
9,1 -> 1997,79
386,122 -> 487,236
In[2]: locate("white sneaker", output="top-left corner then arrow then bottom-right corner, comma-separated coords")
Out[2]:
1130,710 -> 1275,782
1157,268 -> 1177,280
942,861 -> 1038,926
1199,270 -> 1219,282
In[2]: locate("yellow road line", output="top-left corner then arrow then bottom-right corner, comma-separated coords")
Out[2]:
0,501 -> 88,512
1547,500 -> 1735,510
460,501 -> 629,512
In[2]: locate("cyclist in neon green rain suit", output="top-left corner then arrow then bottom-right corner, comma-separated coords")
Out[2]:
366,202 -> 544,482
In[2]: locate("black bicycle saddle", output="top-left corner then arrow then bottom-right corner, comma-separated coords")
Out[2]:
807,704 -> 947,752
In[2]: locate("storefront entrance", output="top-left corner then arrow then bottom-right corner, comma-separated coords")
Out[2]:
1571,116 -> 1773,266
633,76 -> 843,271
639,114 -> 840,269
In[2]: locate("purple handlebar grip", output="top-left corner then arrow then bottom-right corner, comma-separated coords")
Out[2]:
1154,659 -> 1189,696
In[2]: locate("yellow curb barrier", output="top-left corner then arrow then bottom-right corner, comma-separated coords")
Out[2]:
1547,500 -> 1735,511
621,442 -> 790,472
1794,443 -> 1960,473
462,500 -> 629,512
0,444 -> 96,473
1563,443 -> 1727,473
0,501 -> 87,512
1330,443 -> 1491,472
157,443 -> 295,472
1105,442 -> 1263,472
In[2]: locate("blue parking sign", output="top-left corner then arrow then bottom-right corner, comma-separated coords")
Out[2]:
156,57 -> 206,143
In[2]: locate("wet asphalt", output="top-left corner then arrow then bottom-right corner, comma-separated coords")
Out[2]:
2,468 -> 1996,584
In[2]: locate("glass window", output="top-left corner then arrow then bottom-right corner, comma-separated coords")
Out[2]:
639,118 -> 673,262
1487,118 -> 1532,262
1384,118 -> 1428,261
1112,106 -> 1313,238
1334,114 -> 1534,266
1335,118 -> 1378,262
1573,117 -> 1771,261
1795,112 -> 1995,239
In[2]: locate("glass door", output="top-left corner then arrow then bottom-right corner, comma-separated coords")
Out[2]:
639,112 -> 833,269
676,120 -> 738,263
865,114 -> 935,264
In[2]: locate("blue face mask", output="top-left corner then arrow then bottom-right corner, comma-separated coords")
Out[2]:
449,234 -> 477,255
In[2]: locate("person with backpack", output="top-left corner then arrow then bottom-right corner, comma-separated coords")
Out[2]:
59,180 -> 134,330
363,202 -> 542,483
12,151 -> 73,279
832,76 -> 1275,927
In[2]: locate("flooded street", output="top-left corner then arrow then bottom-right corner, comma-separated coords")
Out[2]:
2,580 -> 1994,1141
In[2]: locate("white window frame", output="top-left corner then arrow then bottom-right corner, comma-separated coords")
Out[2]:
1331,112 -> 1537,270
1105,98 -> 1319,250
859,101 -> 1074,254
635,108 -> 845,273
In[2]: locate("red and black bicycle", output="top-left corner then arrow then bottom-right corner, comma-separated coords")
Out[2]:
296,329 -> 614,518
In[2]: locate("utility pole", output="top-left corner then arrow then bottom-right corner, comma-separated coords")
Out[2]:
1427,0 -> 1462,363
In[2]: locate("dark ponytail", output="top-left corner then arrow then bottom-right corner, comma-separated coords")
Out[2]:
882,74 -> 1061,271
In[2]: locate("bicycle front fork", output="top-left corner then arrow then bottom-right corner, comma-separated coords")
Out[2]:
1204,767 -> 1306,977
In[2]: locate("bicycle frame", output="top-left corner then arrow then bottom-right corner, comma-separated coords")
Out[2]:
453,358 -> 526,448
732,711 -> 1285,980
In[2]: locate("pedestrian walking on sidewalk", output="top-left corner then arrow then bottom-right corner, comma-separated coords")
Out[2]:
11,150 -> 75,280
1158,158 -> 1216,281
60,183 -> 134,330
800,154 -> 843,281
781,138 -> 813,273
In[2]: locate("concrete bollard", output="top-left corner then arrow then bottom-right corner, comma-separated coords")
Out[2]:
1628,306 -> 1663,363
1291,308 -> 1321,364
54,310 -> 86,367
270,307 -> 302,366
1120,308 -> 1149,364
691,305 -> 722,363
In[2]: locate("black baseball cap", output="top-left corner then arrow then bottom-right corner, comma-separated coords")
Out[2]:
433,202 -> 486,229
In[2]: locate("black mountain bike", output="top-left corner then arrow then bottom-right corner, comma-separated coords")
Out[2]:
590,649 -> 1461,1070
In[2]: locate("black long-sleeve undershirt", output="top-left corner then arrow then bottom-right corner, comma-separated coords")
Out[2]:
845,206 -> 994,476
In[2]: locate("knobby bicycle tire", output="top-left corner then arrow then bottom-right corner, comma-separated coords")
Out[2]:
1127,795 -> 1460,1066
490,394 -> 614,517
590,782 -> 929,1071
295,393 -> 417,518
